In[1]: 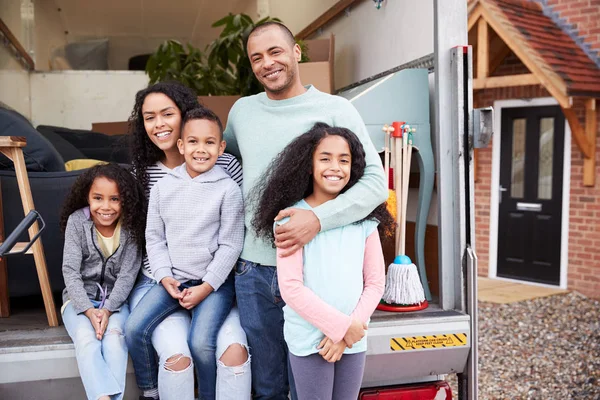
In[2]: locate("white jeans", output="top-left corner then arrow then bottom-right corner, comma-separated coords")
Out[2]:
129,275 -> 251,400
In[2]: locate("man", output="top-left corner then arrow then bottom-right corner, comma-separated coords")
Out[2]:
223,22 -> 387,399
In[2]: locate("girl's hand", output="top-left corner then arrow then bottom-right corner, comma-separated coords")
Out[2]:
343,319 -> 367,348
84,308 -> 103,340
96,309 -> 112,339
179,283 -> 213,310
317,337 -> 345,363
161,277 -> 183,299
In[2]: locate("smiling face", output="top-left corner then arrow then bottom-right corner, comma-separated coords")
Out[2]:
247,25 -> 304,100
310,135 -> 352,204
177,119 -> 225,178
88,176 -> 122,236
142,93 -> 182,153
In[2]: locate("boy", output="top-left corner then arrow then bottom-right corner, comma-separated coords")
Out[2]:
126,107 -> 244,400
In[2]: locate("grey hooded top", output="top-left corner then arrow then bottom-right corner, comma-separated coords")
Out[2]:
145,164 -> 244,290
62,207 -> 142,314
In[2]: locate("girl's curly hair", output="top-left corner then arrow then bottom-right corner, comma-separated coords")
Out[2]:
128,81 -> 200,190
251,122 -> 395,243
60,163 -> 147,250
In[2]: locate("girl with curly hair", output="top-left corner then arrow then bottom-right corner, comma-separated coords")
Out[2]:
127,81 -> 249,400
252,122 -> 394,400
60,163 -> 146,400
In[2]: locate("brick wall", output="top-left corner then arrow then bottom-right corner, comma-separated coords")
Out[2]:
473,85 -> 600,299
543,0 -> 600,65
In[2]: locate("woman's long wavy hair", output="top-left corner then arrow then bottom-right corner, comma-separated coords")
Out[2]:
60,163 -> 147,250
251,122 -> 395,243
128,81 -> 200,190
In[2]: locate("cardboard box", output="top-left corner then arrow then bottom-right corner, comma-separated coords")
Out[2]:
91,121 -> 129,136
300,35 -> 335,94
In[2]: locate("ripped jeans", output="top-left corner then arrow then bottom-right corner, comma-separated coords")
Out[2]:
129,274 -> 251,400
62,300 -> 129,400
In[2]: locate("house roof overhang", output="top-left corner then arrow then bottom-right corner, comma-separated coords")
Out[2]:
468,0 -> 599,186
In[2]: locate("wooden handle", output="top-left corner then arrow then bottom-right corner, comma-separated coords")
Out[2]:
394,136 -> 403,255
0,136 -> 27,148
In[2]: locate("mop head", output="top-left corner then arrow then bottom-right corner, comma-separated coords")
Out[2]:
382,255 -> 426,305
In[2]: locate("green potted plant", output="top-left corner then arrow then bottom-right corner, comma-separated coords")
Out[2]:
145,13 -> 309,97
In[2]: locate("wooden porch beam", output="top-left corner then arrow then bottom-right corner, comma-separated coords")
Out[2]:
478,6 -> 571,108
477,18 -> 489,79
473,73 -> 539,89
295,0 -> 363,40
584,99 -> 597,186
489,39 -> 511,75
468,8 -> 483,31
562,106 -> 595,160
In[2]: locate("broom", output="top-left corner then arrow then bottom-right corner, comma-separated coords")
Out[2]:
382,122 -> 426,306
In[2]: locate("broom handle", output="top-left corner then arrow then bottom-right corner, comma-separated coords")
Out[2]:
394,136 -> 403,255
384,131 -> 390,188
400,130 -> 407,255
401,134 -> 412,256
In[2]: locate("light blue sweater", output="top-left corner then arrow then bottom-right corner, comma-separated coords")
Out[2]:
224,85 -> 388,266
145,164 -> 244,290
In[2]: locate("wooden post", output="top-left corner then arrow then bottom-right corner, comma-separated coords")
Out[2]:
0,179 -> 9,317
477,18 -> 488,79
584,99 -> 597,187
0,137 -> 58,326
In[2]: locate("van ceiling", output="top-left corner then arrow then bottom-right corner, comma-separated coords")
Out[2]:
53,0 -> 254,42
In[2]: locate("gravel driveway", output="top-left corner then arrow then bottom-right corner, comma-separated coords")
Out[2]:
448,292 -> 600,399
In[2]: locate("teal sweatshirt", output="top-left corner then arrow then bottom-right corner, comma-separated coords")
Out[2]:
224,85 -> 388,266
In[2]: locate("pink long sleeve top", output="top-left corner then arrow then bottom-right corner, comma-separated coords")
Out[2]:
277,202 -> 385,356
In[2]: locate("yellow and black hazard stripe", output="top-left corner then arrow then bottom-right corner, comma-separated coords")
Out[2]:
390,333 -> 468,351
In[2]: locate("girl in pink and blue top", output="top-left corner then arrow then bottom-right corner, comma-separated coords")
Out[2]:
252,122 -> 394,400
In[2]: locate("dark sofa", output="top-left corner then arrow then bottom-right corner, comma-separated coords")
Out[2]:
1,106 -> 130,297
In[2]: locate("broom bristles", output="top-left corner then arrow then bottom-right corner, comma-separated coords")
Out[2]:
382,262 -> 426,305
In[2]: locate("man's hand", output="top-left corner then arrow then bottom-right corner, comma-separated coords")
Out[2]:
161,277 -> 183,300
84,308 -> 104,340
317,336 -> 346,363
179,283 -> 213,310
343,319 -> 367,348
274,208 -> 321,257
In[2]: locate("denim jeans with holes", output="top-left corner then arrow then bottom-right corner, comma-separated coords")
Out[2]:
126,274 -> 235,400
234,259 -> 297,400
62,300 -> 129,400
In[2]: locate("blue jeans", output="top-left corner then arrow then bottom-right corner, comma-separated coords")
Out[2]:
62,300 -> 129,400
126,274 -> 235,400
129,274 -> 251,400
235,259 -> 297,400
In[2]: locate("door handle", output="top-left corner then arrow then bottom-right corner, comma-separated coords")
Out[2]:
516,202 -> 542,212
499,185 -> 508,203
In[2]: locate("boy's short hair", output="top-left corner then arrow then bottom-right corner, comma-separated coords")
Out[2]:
182,107 -> 224,140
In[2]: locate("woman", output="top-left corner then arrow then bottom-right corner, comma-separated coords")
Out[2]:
128,81 -> 250,400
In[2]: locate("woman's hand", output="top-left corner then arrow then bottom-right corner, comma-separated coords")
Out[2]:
179,282 -> 213,310
343,319 -> 367,348
161,277 -> 183,299
317,337 -> 346,363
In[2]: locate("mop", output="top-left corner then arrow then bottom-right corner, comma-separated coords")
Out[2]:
380,122 -> 427,310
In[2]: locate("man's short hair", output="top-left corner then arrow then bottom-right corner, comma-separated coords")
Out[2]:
182,107 -> 224,140
245,21 -> 296,52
